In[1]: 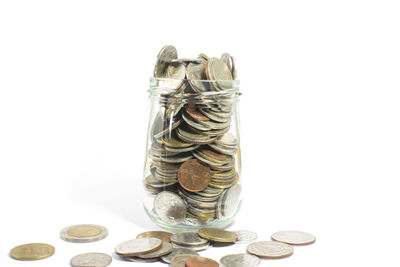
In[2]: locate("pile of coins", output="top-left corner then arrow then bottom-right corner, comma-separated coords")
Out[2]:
9,223 -> 315,266
145,45 -> 242,225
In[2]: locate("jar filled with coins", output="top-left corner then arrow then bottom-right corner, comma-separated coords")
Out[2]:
142,45 -> 241,230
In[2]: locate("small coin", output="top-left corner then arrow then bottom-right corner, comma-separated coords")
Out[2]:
271,230 -> 316,245
10,243 -> 55,261
186,256 -> 219,267
136,231 -> 173,242
60,224 -> 108,243
170,232 -> 209,246
233,230 -> 258,244
161,248 -> 199,263
198,228 -> 238,243
154,191 -> 187,224
170,254 -> 197,267
220,253 -> 260,267
247,241 -> 294,259
138,241 -> 172,258
178,159 -> 211,192
115,237 -> 162,257
70,252 -> 112,267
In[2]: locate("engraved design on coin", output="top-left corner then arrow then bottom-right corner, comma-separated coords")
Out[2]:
178,159 -> 211,192
247,241 -> 294,259
70,252 -> 112,267
220,253 -> 260,267
10,243 -> 55,261
154,191 -> 187,224
271,230 -> 316,245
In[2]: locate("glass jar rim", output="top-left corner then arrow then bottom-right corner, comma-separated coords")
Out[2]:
148,77 -> 240,97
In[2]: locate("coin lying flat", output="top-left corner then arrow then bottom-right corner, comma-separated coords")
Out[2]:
247,241 -> 294,259
123,256 -> 160,262
178,159 -> 211,192
161,248 -> 199,263
154,191 -> 187,224
172,241 -> 211,251
170,232 -> 209,246
233,230 -> 258,244
70,252 -> 112,267
198,228 -> 238,243
220,253 -> 260,267
186,256 -> 219,267
10,243 -> 55,261
170,254 -> 197,267
138,241 -> 172,258
271,230 -> 316,245
115,237 -> 162,257
60,224 -> 108,243
136,231 -> 173,242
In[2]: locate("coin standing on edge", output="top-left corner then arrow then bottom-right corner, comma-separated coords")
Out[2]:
220,253 -> 260,267
247,241 -> 294,259
70,252 -> 112,267
115,237 -> 162,257
10,243 -> 55,261
60,224 -> 108,243
271,230 -> 316,245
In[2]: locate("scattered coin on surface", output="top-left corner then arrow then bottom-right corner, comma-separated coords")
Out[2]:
271,230 -> 316,245
115,237 -> 162,257
198,228 -> 238,243
70,252 -> 112,267
170,232 -> 209,246
161,247 -> 199,263
247,241 -> 294,259
10,243 -> 55,261
136,230 -> 173,242
220,253 -> 260,267
233,230 -> 258,243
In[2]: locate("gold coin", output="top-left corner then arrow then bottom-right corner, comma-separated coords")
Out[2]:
198,228 -> 238,243
67,225 -> 102,237
136,231 -> 173,243
10,243 -> 55,261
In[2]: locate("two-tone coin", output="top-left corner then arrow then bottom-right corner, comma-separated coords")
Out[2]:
60,224 -> 108,243
137,241 -> 172,258
115,237 -> 162,257
10,243 -> 55,261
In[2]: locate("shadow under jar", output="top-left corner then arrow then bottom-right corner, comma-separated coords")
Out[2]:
142,78 -> 241,230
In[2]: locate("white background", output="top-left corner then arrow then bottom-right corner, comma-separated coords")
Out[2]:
1,0 -> 400,266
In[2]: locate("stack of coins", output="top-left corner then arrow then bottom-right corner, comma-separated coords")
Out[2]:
144,45 -> 241,225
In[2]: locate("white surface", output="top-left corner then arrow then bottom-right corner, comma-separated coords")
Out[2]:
1,0 -> 399,266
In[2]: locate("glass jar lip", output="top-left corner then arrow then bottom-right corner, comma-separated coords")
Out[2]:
149,77 -> 240,96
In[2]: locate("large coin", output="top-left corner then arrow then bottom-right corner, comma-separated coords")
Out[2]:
220,253 -> 260,267
154,45 -> 178,77
60,224 -> 108,243
206,58 -> 233,90
233,230 -> 258,244
158,63 -> 186,90
138,241 -> 172,258
178,159 -> 211,192
70,252 -> 112,267
271,230 -> 316,245
10,243 -> 55,261
170,254 -> 197,267
115,237 -> 162,257
161,248 -> 199,264
186,256 -> 219,267
170,232 -> 209,246
247,241 -> 294,259
186,63 -> 210,92
136,231 -> 173,242
197,228 -> 238,243
154,191 -> 187,224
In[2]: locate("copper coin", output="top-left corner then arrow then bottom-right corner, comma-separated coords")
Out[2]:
185,105 -> 209,121
178,159 -> 211,192
186,256 -> 219,267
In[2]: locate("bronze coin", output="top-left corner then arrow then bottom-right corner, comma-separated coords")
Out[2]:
185,104 -> 209,121
178,159 -> 211,192
198,148 -> 229,162
185,256 -> 219,267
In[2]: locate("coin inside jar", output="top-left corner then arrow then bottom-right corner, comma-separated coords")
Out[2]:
271,230 -> 316,245
154,191 -> 187,224
10,243 -> 55,261
178,159 -> 211,192
246,241 -> 294,259
186,256 -> 219,267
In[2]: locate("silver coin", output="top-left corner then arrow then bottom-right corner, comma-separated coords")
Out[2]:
60,224 -> 108,243
170,254 -> 197,267
186,63 -> 210,92
220,253 -> 260,267
176,127 -> 218,145
222,184 -> 241,217
161,248 -> 199,264
233,230 -> 258,244
171,58 -> 203,64
115,238 -> 162,257
70,253 -> 112,267
247,241 -> 294,259
170,232 -> 209,246
206,58 -> 233,91
150,152 -> 193,164
138,241 -> 173,258
154,191 -> 187,224
221,53 -> 237,80
157,63 -> 186,90
271,230 -> 316,245
216,132 -> 238,147
154,45 -> 178,77
171,241 -> 211,251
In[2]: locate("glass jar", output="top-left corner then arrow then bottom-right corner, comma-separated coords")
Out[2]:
142,78 -> 241,230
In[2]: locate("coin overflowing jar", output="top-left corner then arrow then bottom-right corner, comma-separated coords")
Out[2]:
142,45 -> 241,229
